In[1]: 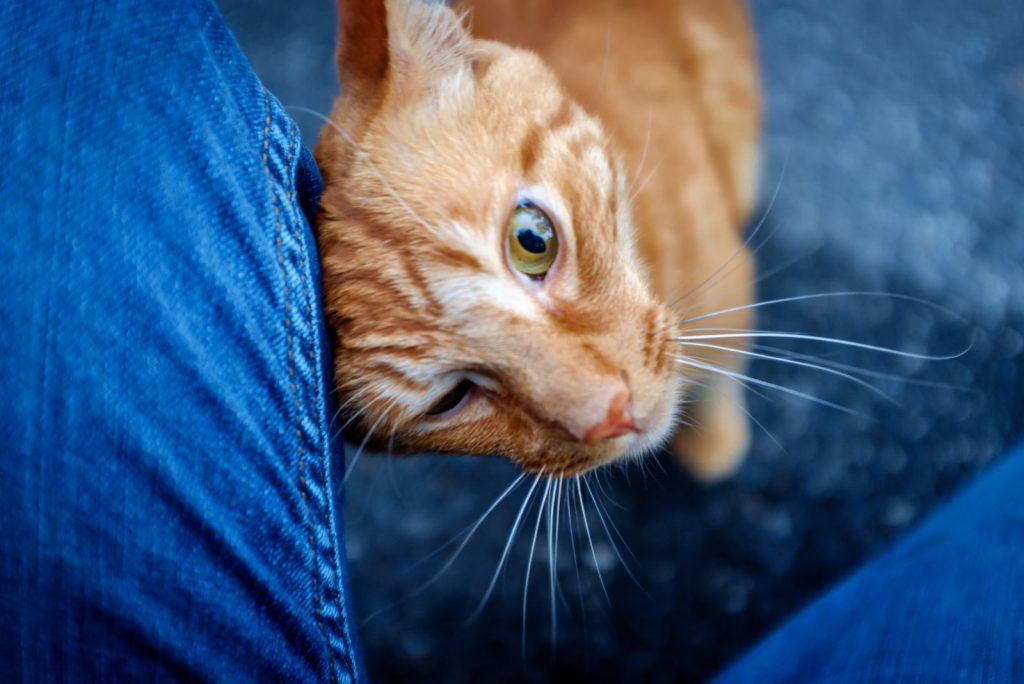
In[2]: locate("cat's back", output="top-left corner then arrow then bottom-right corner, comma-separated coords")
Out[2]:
460,0 -> 760,300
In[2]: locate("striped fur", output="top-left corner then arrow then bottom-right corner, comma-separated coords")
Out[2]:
316,0 -> 760,477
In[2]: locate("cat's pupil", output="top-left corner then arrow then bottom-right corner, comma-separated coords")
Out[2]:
517,228 -> 547,254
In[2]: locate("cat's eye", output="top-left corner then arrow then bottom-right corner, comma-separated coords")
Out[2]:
426,379 -> 475,416
507,201 -> 559,278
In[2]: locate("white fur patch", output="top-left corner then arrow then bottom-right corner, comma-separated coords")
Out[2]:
433,271 -> 541,321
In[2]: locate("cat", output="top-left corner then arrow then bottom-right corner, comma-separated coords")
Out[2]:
315,0 -> 760,480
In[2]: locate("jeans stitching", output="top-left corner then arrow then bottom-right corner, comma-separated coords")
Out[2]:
260,90 -> 336,684
283,121 -> 357,682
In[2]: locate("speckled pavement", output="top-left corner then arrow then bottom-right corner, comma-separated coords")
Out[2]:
220,1 -> 1024,680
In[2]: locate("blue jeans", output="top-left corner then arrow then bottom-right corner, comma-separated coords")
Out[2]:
0,0 -> 361,681
713,442 -> 1024,683
1,0 -> 1020,682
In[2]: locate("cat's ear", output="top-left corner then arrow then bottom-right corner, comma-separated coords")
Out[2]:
336,0 -> 390,94
336,0 -> 471,100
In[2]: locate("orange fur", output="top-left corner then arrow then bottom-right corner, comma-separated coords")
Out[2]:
315,0 -> 760,478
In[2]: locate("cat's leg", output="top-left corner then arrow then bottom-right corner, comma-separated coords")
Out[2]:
671,371 -> 750,482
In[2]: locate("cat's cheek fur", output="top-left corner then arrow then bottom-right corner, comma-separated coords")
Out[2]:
422,310 -> 679,474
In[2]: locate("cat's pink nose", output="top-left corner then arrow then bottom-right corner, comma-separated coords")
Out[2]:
582,386 -> 638,444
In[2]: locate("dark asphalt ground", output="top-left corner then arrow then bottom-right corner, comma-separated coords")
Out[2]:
220,1 -> 1024,681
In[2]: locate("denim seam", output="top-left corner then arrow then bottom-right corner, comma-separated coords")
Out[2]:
284,124 -> 359,682
260,91 -> 336,684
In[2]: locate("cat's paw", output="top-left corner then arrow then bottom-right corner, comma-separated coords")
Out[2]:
671,379 -> 750,482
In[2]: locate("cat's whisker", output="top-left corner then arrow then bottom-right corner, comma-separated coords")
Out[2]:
633,451 -> 653,485
678,291 -> 966,327
669,157 -> 788,315
678,328 -> 951,444
753,343 -> 970,391
337,405 -> 369,435
690,371 -> 773,404
565,476 -> 587,632
467,474 -> 543,623
585,478 -> 639,564
384,430 -> 405,502
680,324 -> 922,366
678,324 -> 972,378
645,443 -> 670,478
417,472 -> 528,588
626,109 -> 655,198
329,386 -> 371,437
744,398 -> 787,454
576,476 -> 610,605
649,447 -> 670,477
674,331 -> 971,361
341,397 -> 400,486
288,106 -> 445,238
330,384 -> 388,448
522,477 -> 552,655
629,160 -> 664,204
332,392 -> 393,484
556,476 -> 568,644
557,478 -> 568,630
678,340 -> 898,403
447,471 -> 529,549
726,379 -> 788,454
591,468 -> 625,511
676,356 -> 865,417
688,376 -> 787,454
750,244 -> 822,287
361,471 -> 528,627
547,476 -> 561,646
583,478 -> 644,592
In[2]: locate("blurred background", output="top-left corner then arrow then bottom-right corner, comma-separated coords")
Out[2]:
219,1 -> 1024,681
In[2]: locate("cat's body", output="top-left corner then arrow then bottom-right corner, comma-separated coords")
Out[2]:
316,0 -> 760,478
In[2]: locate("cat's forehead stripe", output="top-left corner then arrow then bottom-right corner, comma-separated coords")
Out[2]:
519,99 -> 576,177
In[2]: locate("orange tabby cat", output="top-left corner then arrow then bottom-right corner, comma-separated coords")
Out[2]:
315,0 -> 760,479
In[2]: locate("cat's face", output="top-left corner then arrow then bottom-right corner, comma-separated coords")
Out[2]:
316,1 -> 681,475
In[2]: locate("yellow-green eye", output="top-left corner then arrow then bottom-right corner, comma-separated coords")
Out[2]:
507,202 -> 559,278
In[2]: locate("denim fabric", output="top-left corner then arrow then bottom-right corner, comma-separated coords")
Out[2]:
0,0 -> 362,681
715,442 -> 1024,684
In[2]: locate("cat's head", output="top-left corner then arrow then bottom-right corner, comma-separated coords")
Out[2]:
316,0 -> 681,475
